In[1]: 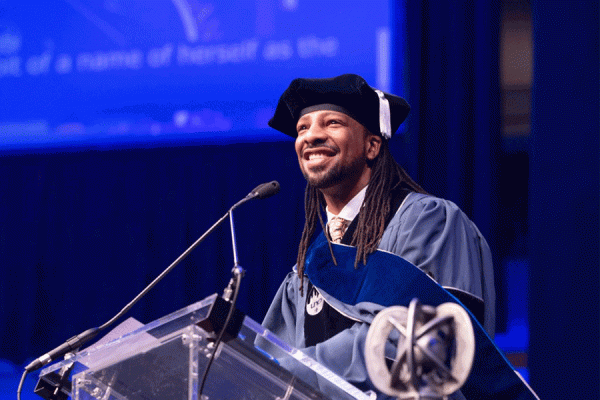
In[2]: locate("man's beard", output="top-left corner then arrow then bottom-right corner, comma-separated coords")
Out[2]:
302,155 -> 367,189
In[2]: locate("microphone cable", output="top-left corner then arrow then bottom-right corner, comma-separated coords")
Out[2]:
198,266 -> 243,397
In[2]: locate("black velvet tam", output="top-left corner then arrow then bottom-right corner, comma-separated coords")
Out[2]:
268,74 -> 410,138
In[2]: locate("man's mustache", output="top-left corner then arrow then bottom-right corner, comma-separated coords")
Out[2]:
304,143 -> 340,153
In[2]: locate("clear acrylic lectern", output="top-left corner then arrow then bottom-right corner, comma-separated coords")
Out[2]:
36,293 -> 374,400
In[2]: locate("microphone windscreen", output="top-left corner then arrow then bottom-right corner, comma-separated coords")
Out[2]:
252,181 -> 280,199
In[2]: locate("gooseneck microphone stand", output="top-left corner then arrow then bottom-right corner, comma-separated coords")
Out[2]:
17,181 -> 280,400
197,181 -> 281,397
198,181 -> 271,396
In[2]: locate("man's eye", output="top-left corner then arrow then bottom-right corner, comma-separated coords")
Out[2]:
297,125 -> 307,133
327,119 -> 340,125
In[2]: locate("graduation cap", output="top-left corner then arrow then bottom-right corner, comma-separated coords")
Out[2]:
268,74 -> 410,139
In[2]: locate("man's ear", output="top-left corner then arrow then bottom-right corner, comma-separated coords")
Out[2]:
366,133 -> 382,160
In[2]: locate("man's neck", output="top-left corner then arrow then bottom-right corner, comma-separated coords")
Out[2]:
320,176 -> 370,215
325,185 -> 368,223
321,188 -> 360,215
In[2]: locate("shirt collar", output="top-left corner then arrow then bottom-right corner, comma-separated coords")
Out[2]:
326,185 -> 367,223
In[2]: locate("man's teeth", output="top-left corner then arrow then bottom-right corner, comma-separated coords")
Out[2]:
308,153 -> 328,160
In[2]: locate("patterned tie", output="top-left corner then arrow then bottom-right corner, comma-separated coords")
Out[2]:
327,216 -> 350,243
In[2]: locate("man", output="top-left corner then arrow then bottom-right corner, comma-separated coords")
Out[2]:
259,74 -> 495,397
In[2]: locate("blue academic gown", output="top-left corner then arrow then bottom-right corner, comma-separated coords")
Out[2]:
258,192 -> 498,399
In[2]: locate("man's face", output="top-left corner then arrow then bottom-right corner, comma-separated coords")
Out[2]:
294,110 -> 380,192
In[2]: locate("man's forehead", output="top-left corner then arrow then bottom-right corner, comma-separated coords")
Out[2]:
298,109 -> 348,120
297,106 -> 357,123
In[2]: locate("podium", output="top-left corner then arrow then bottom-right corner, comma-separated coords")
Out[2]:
36,294 -> 374,400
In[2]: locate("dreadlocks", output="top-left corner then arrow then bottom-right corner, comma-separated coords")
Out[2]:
295,139 -> 426,293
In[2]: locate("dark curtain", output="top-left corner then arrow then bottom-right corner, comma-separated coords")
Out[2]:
397,0 -> 501,301
529,2 -> 599,399
0,142 -> 308,365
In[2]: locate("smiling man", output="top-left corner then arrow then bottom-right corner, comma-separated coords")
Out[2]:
260,74 -> 495,397
295,108 -> 379,214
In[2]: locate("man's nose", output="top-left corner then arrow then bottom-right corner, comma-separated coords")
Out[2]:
303,124 -> 327,145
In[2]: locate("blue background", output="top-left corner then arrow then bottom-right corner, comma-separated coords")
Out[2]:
0,1 -> 598,399
0,0 -> 393,149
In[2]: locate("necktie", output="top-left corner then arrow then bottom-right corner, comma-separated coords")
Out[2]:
327,216 -> 350,243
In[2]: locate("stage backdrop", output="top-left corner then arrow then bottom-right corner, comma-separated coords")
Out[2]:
7,1 -> 591,399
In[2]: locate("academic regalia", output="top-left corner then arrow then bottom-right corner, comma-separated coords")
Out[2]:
258,192 -> 506,399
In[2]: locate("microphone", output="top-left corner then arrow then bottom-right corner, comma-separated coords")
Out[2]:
226,181 -> 279,278
249,181 -> 280,200
231,180 -> 280,210
23,181 -> 280,374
